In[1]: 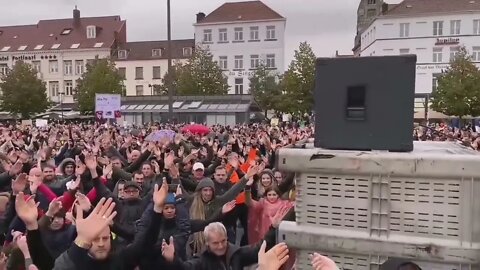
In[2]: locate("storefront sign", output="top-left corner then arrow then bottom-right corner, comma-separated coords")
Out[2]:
12,55 -> 37,61
435,38 -> 460,45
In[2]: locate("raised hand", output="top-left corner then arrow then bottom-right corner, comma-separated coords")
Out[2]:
228,156 -> 239,169
161,236 -> 175,262
246,164 -> 260,179
311,253 -> 338,270
75,197 -> 117,243
258,241 -> 289,270
75,193 -> 92,212
169,164 -> 180,179
269,204 -> 292,228
217,147 -> 226,158
15,192 -> 39,229
12,173 -> 28,195
153,179 -> 169,213
164,152 -> 175,169
84,154 -> 97,171
8,161 -> 23,176
46,198 -> 63,217
222,200 -> 236,214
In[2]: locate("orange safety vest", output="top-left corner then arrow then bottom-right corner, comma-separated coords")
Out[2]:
227,148 -> 258,205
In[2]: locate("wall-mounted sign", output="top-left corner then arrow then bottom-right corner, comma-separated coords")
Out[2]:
0,56 -> 8,62
227,70 -> 255,77
12,55 -> 37,61
416,64 -> 450,71
435,38 -> 460,45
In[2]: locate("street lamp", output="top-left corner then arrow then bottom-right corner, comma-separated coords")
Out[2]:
148,84 -> 154,95
167,0 -> 174,122
58,91 -> 65,121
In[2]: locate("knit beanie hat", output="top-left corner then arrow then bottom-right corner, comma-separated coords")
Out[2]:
195,178 -> 215,193
164,193 -> 176,205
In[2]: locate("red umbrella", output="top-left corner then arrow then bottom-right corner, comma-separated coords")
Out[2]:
182,124 -> 210,135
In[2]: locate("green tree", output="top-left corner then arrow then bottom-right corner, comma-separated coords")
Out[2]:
249,63 -> 282,116
281,42 -> 316,115
0,61 -> 49,118
430,47 -> 480,119
75,58 -> 124,114
161,46 -> 229,95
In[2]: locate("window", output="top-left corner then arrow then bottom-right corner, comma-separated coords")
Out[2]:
266,26 -> 276,40
118,67 -> 126,79
135,67 -> 143,80
51,44 -> 61,49
433,47 -> 443,63
450,20 -> 461,35
235,78 -> 244,95
219,56 -> 228,70
136,85 -> 144,96
400,23 -> 409,37
250,26 -> 259,40
433,21 -> 443,36
93,43 -> 103,48
367,9 -> 376,18
450,47 -> 460,61
64,80 -> 73,96
49,60 -> 58,73
250,55 -> 260,69
70,43 -> 80,49
61,28 -> 72,35
152,49 -> 162,57
399,49 -> 410,55
34,45 -> 44,50
234,27 -> 244,41
432,73 -> 441,92
183,47 -> 192,57
266,54 -> 276,68
219,28 -> 228,42
31,61 -> 41,72
17,45 -> 27,51
0,46 -> 10,52
472,46 -> 480,61
64,60 -> 73,75
118,50 -> 127,59
234,55 -> 243,69
75,60 -> 84,75
87,25 -> 96,39
203,29 -> 212,42
368,0 -> 376,4
153,66 -> 161,79
474,19 -> 480,35
49,81 -> 59,97
0,64 -> 7,75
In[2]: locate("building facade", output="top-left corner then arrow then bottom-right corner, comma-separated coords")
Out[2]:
114,39 -> 195,96
0,8 -> 126,104
358,0 -> 480,95
194,1 -> 286,94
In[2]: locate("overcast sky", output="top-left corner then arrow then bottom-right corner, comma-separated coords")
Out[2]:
0,0 -> 402,67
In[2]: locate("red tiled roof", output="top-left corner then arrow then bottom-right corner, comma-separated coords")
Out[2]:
0,14 -> 126,52
197,1 -> 284,24
383,0 -> 480,16
115,39 -> 196,61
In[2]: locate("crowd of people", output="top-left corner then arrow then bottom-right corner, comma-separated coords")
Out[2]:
0,121 -> 346,270
414,123 -> 480,150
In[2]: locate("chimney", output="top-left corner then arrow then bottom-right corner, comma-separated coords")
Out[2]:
196,12 -> 206,23
381,3 -> 389,14
73,6 -> 81,27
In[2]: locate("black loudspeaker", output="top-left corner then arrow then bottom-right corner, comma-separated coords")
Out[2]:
314,55 -> 416,152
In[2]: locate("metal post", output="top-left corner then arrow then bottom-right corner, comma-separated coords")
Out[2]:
167,0 -> 173,122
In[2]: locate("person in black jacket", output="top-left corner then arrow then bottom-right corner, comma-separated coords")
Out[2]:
162,221 -> 276,270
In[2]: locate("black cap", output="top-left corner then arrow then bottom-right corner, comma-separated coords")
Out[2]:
380,258 -> 422,270
124,181 -> 141,191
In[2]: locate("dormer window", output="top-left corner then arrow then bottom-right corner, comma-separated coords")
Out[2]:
118,50 -> 127,59
152,49 -> 162,57
87,25 -> 96,39
51,44 -> 61,49
17,45 -> 27,51
70,43 -> 80,49
183,47 -> 192,57
61,28 -> 72,35
94,42 -> 103,48
34,45 -> 44,50
1,46 -> 10,52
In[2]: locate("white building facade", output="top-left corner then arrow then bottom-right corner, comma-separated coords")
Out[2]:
114,39 -> 194,96
194,1 -> 286,94
359,0 -> 480,94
